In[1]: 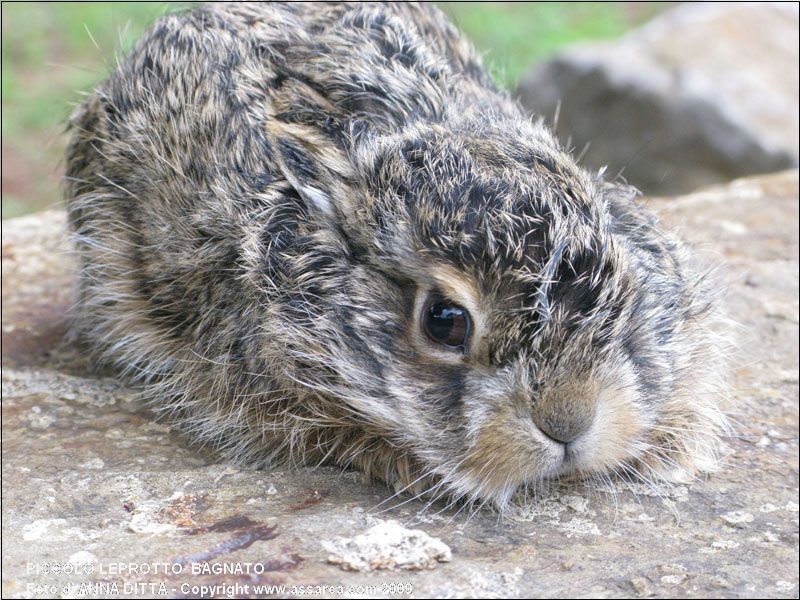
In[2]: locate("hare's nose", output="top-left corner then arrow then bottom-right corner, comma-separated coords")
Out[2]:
532,401 -> 594,445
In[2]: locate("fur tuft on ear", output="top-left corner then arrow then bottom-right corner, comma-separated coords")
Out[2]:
265,79 -> 357,222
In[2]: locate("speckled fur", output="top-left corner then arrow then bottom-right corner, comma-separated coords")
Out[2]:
65,2 -> 728,509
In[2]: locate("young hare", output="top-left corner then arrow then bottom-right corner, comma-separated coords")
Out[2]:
65,3 -> 727,508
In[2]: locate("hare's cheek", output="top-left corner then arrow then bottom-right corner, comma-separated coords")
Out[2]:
561,364 -> 651,474
454,408 -> 564,504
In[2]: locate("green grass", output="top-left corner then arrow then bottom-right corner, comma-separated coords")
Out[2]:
440,2 -> 665,87
2,2 -> 185,218
2,3 -> 181,136
1,2 -> 664,218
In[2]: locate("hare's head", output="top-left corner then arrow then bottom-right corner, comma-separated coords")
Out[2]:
266,94 -> 725,507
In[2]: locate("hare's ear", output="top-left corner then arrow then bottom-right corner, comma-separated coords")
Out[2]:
266,82 -> 356,222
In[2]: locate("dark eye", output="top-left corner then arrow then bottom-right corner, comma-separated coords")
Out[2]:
422,293 -> 472,350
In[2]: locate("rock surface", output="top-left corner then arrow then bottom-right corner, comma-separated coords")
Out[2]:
517,3 -> 799,195
2,171 -> 798,598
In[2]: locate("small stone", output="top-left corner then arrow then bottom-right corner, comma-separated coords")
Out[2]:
661,574 -> 687,587
763,531 -> 780,543
323,520 -> 451,572
721,511 -> 755,527
660,564 -> 688,575
67,550 -> 96,568
658,563 -> 690,583
561,517 -> 600,537
711,540 -> 740,550
467,568 -> 523,598
759,503 -> 779,513
266,483 -> 278,495
709,575 -> 731,589
22,519 -> 66,541
776,369 -> 799,384
637,513 -> 655,522
560,495 -> 588,513
630,576 -> 654,597
621,502 -> 640,514
720,220 -> 748,235
28,413 -> 56,429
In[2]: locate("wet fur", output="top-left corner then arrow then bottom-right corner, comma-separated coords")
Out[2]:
65,2 -> 728,509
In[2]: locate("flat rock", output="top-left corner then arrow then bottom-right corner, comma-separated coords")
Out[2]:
517,3 -> 799,195
2,171 -> 798,598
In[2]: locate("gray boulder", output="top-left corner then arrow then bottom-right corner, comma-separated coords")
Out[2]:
517,2 -> 799,195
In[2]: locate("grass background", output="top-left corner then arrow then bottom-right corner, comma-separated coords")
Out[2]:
1,2 -> 666,218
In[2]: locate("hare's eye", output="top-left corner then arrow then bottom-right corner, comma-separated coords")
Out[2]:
423,294 -> 471,350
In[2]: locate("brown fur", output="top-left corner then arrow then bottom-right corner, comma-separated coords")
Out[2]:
65,2 -> 728,509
